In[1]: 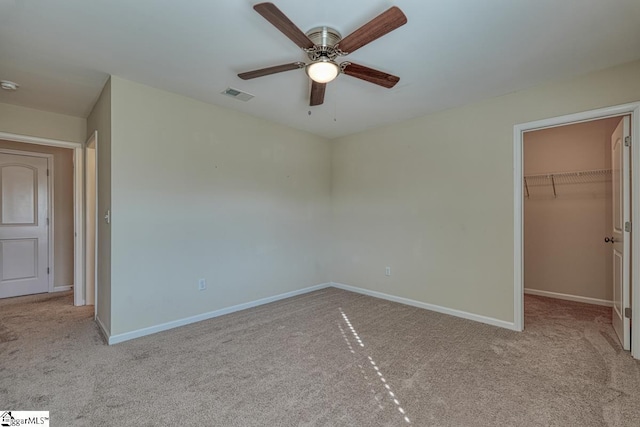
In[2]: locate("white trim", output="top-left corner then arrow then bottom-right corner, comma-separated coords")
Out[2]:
633,109 -> 640,360
85,131 -> 98,318
53,285 -> 73,292
0,132 -> 85,307
513,101 -> 640,360
106,283 -> 332,345
513,124 -> 524,332
524,288 -> 613,307
48,156 -> 55,293
105,281 -> 522,345
0,132 -> 81,149
96,314 -> 111,343
331,282 -> 518,331
73,146 -> 84,306
0,148 -> 55,294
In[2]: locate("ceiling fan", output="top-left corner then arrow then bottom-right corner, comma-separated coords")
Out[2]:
238,2 -> 407,106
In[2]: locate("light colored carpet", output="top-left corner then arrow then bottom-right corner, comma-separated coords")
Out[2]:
1,288 -> 639,426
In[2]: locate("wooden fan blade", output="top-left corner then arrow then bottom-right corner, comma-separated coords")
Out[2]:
337,7 -> 407,54
254,2 -> 315,49
238,62 -> 304,80
342,62 -> 400,88
310,81 -> 326,106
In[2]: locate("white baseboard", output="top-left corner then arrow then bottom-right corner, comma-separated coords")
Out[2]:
331,282 -> 518,331
524,288 -> 613,307
95,315 -> 111,343
103,281 -> 523,345
52,285 -> 73,292
107,283 -> 332,345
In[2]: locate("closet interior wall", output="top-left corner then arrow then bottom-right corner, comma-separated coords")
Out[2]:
523,117 -> 622,304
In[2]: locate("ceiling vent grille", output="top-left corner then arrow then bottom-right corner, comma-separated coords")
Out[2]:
221,87 -> 254,101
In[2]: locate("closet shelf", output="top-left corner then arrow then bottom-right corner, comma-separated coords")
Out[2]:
524,168 -> 611,198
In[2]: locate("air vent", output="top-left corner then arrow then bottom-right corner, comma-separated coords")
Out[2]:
221,87 -> 254,102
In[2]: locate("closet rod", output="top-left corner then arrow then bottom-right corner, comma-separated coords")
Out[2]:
524,168 -> 611,180
523,168 -> 611,199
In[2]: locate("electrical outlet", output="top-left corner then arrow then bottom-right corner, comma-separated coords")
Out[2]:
385,267 -> 391,276
198,278 -> 206,291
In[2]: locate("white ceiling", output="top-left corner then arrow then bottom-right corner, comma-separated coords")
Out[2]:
1,0 -> 639,139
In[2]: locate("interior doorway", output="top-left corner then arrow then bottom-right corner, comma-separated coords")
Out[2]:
514,102 -> 640,360
522,116 -> 628,348
0,131 -> 88,307
523,117 -> 620,307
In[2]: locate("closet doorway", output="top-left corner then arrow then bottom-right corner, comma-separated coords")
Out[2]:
522,115 -> 631,350
524,117 -> 620,302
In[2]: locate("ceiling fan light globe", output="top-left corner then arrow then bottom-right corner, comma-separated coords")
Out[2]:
306,61 -> 339,83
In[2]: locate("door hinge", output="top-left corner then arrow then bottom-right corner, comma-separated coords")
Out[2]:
47,267 -> 50,275
46,169 -> 49,176
625,307 -> 631,319
624,136 -> 631,147
625,221 -> 632,232
46,218 -> 49,226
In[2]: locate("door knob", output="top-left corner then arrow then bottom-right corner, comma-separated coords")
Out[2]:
604,237 -> 616,243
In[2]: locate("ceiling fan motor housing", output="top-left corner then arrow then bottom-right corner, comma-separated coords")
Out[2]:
305,26 -> 342,61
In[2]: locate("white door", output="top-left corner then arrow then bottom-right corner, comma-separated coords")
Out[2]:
0,152 -> 49,298
609,116 -> 631,350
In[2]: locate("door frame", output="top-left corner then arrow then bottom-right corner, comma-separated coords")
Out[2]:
0,131 -> 85,306
513,101 -> 640,360
85,131 -> 98,318
0,148 -> 55,293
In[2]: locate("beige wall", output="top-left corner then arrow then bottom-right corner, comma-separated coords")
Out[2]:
524,117 -> 621,302
331,59 -> 640,323
0,140 -> 74,288
87,78 -> 112,333
108,77 -> 331,335
0,102 -> 86,143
